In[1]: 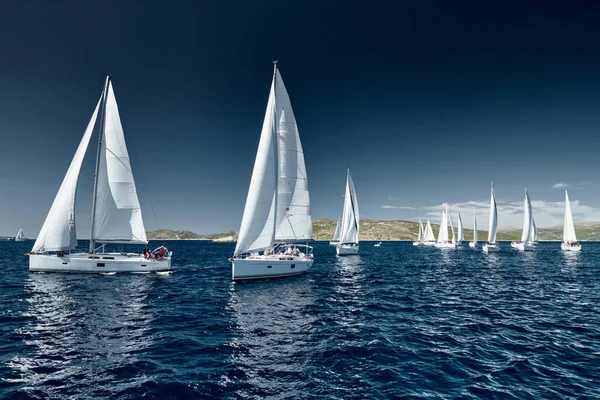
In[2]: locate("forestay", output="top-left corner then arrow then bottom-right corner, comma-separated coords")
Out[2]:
32,98 -> 101,252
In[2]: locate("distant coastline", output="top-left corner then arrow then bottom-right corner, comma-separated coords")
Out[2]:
146,219 -> 600,242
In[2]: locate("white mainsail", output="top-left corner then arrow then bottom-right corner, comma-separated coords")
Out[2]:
274,69 -> 312,241
16,229 -> 24,240
417,217 -> 423,241
563,190 -> 577,243
424,220 -> 435,241
457,213 -> 464,241
32,97 -> 102,253
339,169 -> 359,245
332,218 -> 342,242
472,210 -> 478,243
532,218 -> 537,242
235,72 -> 278,256
437,209 -> 449,242
92,81 -> 147,244
487,184 -> 498,244
520,189 -> 533,244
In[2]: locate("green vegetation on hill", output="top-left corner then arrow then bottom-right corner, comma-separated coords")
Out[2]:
147,220 -> 600,241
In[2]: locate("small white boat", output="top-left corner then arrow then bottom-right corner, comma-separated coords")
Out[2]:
336,169 -> 359,256
374,242 -> 381,247
511,188 -> 535,251
422,219 -> 436,246
469,209 -> 477,248
483,182 -> 500,253
29,76 -> 171,273
329,218 -> 342,246
15,229 -> 26,242
413,217 -> 423,246
231,62 -> 314,280
561,190 -> 581,252
435,204 -> 456,249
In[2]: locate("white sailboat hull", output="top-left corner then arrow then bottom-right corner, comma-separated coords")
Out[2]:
511,241 -> 535,251
29,252 -> 171,273
482,243 -> 500,253
468,242 -> 477,248
561,242 -> 582,252
232,255 -> 313,280
329,241 -> 339,246
336,244 -> 359,256
422,241 -> 436,247
434,241 -> 456,249
412,241 -> 422,246
15,238 -> 27,242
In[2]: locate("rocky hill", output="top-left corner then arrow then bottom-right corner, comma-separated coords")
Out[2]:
147,220 -> 600,241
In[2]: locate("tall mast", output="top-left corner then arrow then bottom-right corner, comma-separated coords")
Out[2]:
271,60 -> 279,248
89,75 -> 110,253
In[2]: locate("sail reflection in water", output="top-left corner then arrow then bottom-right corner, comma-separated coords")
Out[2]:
225,279 -> 317,397
7,274 -> 157,396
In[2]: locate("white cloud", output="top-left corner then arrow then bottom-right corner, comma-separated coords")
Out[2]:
552,181 -> 599,190
381,205 -> 416,210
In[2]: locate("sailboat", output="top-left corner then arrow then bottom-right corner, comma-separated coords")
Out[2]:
374,242 -> 382,247
422,220 -> 436,246
330,218 -> 342,246
15,229 -> 26,242
457,213 -> 464,245
336,169 -> 359,256
231,62 -> 314,280
29,76 -> 171,272
413,217 -> 423,246
562,189 -> 581,251
435,204 -> 456,248
469,210 -> 478,248
482,182 -> 500,253
511,188 -> 535,251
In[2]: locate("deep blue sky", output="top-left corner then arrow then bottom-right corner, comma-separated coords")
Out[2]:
2,0 -> 600,236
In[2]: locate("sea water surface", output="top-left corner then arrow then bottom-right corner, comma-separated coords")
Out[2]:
1,240 -> 599,399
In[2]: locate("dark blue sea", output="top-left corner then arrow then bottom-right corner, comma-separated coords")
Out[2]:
1,240 -> 599,399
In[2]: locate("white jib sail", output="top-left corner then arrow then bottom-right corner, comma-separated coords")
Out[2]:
473,210 -> 478,243
92,82 -> 147,244
437,210 -> 449,242
339,170 -> 359,245
563,190 -> 577,243
32,97 -> 102,253
487,185 -> 498,244
273,69 -> 312,241
424,220 -> 435,241
417,217 -> 423,241
235,75 -> 278,256
449,211 -> 456,244
332,218 -> 342,242
16,229 -> 24,240
520,189 -> 533,243
457,213 -> 464,241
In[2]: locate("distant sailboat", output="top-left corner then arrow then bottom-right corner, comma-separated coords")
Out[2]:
457,213 -> 464,245
422,220 -> 436,246
511,188 -> 535,251
413,217 -> 423,246
435,204 -> 456,248
336,169 -> 359,256
561,189 -> 581,251
374,242 -> 382,247
231,62 -> 314,280
29,76 -> 171,273
15,229 -> 26,241
469,209 -> 477,248
482,182 -> 500,253
330,218 -> 342,246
